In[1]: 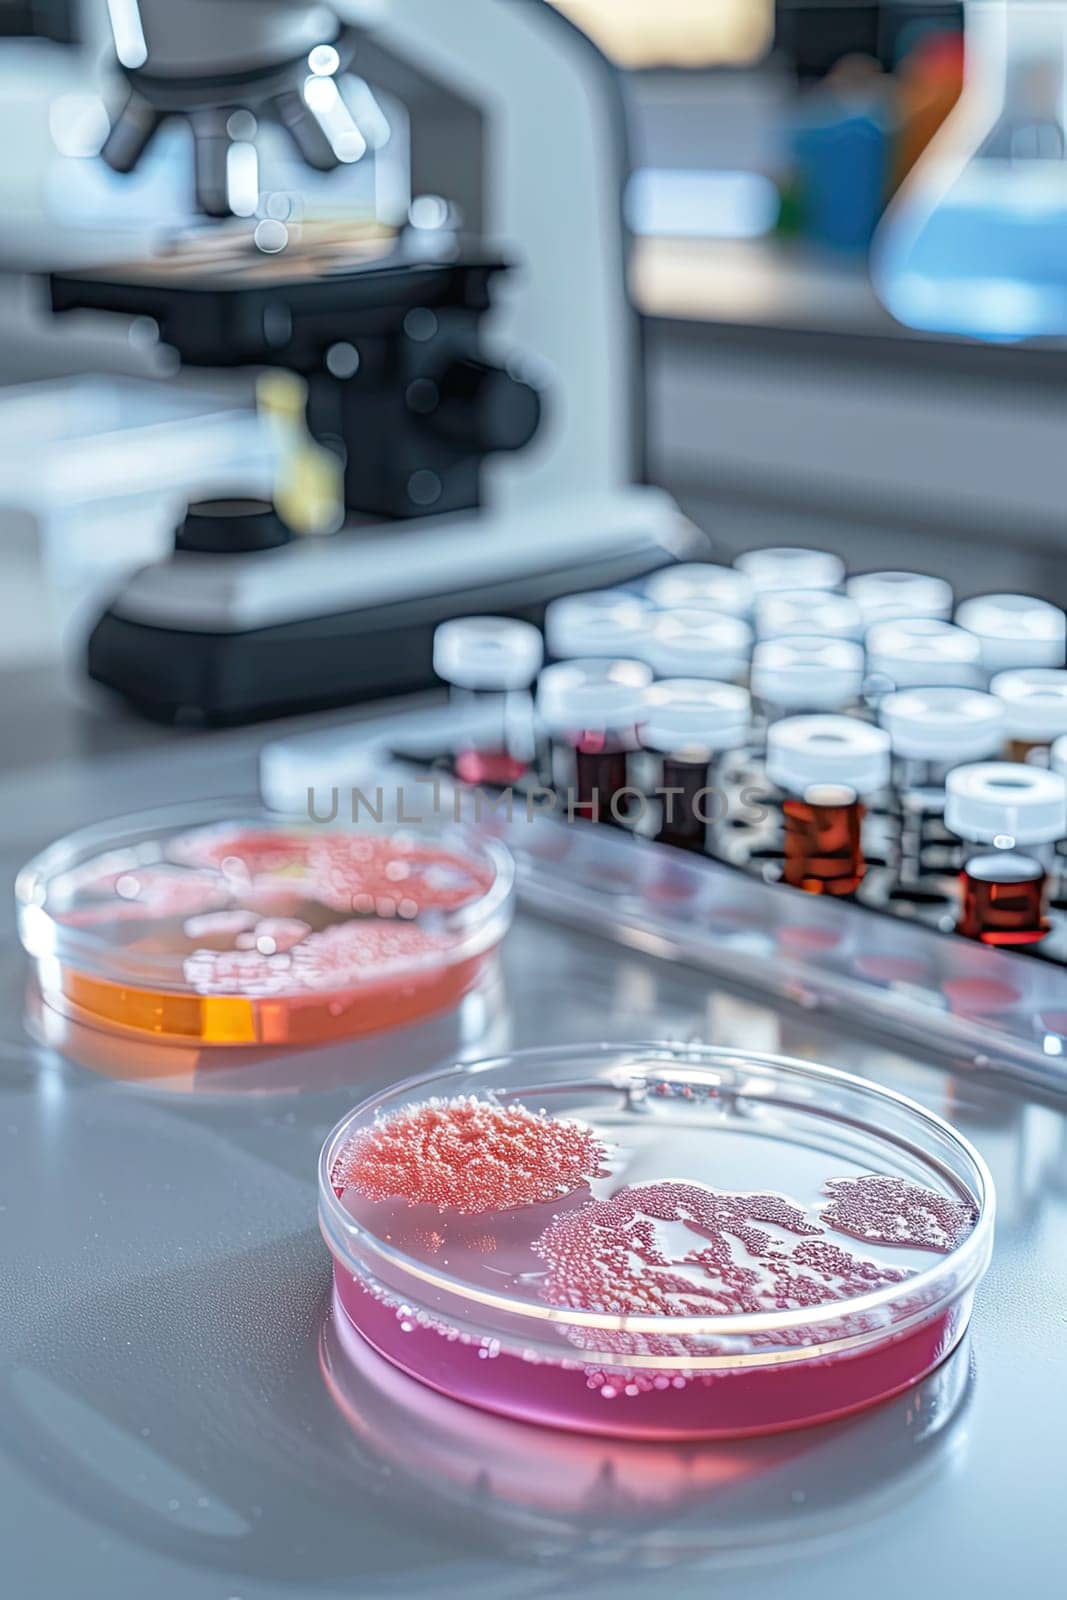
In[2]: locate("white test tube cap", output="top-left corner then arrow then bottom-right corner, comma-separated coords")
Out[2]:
644,607 -> 753,681
846,570 -> 953,626
641,678 -> 751,755
734,546 -> 844,594
991,668 -> 1067,741
866,618 -> 982,690
755,589 -> 864,642
766,714 -> 891,798
433,616 -> 543,691
880,686 -> 1005,762
955,593 -> 1066,672
751,635 -> 865,711
536,657 -> 651,734
944,761 -> 1067,845
544,589 -> 653,660
644,563 -> 753,617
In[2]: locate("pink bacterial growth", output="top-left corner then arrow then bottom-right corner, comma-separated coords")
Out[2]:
62,868 -> 227,926
820,1174 -> 975,1252
331,1095 -> 609,1211
308,835 -> 493,915
168,826 -> 310,875
534,1181 -> 906,1360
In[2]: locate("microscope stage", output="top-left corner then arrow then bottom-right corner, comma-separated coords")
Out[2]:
51,242 -> 506,366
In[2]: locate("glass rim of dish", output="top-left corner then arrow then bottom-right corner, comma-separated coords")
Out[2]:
319,1040 -> 995,1342
15,796 -> 515,992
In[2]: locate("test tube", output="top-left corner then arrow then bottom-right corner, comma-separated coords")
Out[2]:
644,563 -> 753,617
536,657 -> 651,826
879,687 -> 1006,885
944,763 -> 1067,946
751,637 -> 866,720
543,589 -> 654,661
433,616 -> 543,785
865,618 -> 982,693
643,608 -> 753,684
734,546 -> 845,595
846,571 -> 953,627
766,715 -> 891,896
755,590 -> 864,642
990,669 -> 1067,764
640,679 -> 752,852
955,594 -> 1066,677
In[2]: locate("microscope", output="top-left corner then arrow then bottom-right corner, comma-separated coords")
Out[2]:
40,0 -> 699,722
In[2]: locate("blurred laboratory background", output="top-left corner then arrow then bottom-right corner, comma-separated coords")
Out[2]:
1,0 -> 1066,720
10,13 -> 1067,1598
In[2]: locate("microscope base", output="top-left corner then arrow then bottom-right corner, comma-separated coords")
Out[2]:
88,490 -> 702,724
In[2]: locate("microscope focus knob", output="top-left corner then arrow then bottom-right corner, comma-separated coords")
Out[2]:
410,359 -> 541,457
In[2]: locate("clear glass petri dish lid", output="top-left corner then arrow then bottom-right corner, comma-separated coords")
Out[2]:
321,1042 -> 994,1440
16,800 -> 514,1047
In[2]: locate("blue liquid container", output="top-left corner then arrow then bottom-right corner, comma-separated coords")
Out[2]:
791,96 -> 891,254
874,1 -> 1067,341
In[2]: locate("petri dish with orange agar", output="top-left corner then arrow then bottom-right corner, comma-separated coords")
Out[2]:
16,803 -> 514,1046
320,1043 -> 993,1440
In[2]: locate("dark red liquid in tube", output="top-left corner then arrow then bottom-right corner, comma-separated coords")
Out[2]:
657,755 -> 710,851
573,733 -> 635,826
783,796 -> 866,896
958,853 -> 1049,946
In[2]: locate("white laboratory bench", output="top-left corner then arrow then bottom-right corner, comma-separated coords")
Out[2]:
1,667 -> 1065,1599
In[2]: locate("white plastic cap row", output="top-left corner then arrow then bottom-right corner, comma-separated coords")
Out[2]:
751,637 -> 865,711
847,570 -> 953,625
544,589 -> 654,660
545,571 -> 1065,673
647,549 -> 844,612
645,609 -> 751,680
537,660 -> 755,752
766,715 -> 890,798
437,576 -> 1067,714
866,619 -> 981,690
862,595 -> 1065,682
434,616 -> 543,690
991,668 -> 1067,739
645,563 -> 754,616
869,678 -> 1067,762
642,679 -> 751,754
945,762 -> 1067,846
879,686 -> 1005,761
735,546 -> 845,594
867,597 -> 1066,690
545,593 -> 754,679
755,590 -> 863,642
956,594 -> 1066,673
536,658 -> 651,733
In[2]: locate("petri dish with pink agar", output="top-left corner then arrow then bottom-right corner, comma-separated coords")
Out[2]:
320,1295 -> 972,1553
321,1043 -> 993,1440
16,802 -> 513,1046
